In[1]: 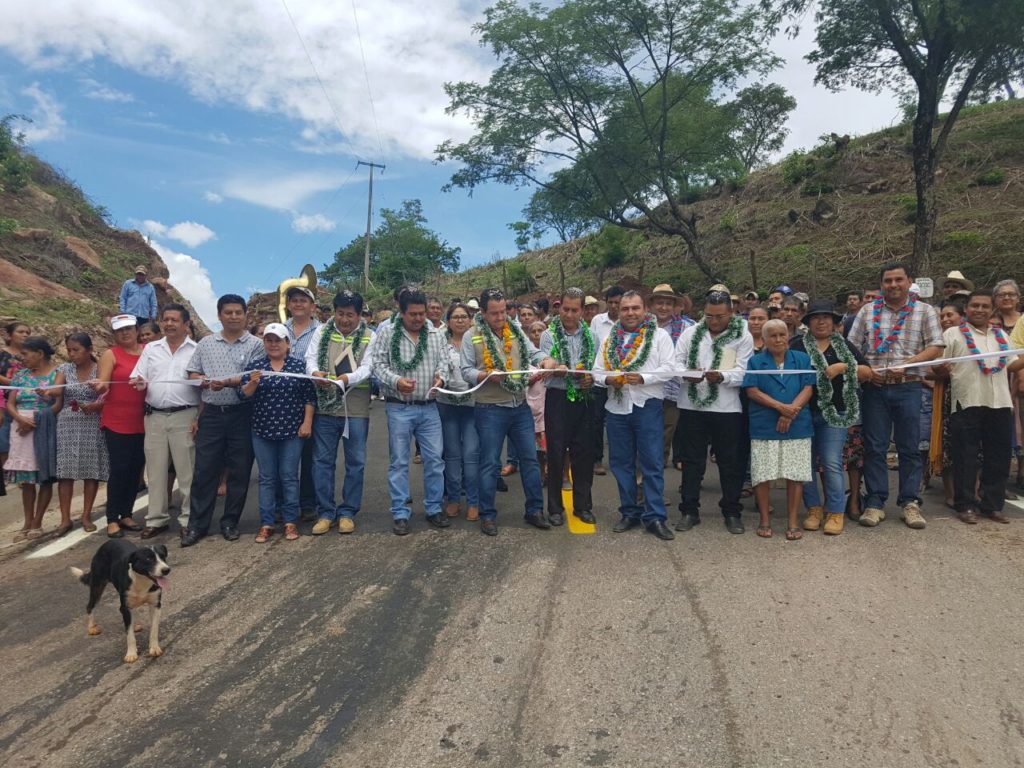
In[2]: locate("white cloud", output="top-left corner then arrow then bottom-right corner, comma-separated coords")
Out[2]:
202,190 -> 223,204
79,77 -> 133,102
20,83 -> 66,143
139,219 -> 216,247
150,241 -> 218,329
221,169 -> 354,211
291,212 -> 336,233
0,0 -> 493,159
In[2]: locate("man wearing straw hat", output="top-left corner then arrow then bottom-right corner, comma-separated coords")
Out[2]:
648,283 -> 694,465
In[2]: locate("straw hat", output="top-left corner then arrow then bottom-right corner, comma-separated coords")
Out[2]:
943,270 -> 974,291
650,283 -> 681,301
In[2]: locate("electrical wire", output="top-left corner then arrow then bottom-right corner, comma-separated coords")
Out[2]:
351,0 -> 385,158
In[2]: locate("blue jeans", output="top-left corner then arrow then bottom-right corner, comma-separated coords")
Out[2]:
438,402 -> 479,507
385,402 -> 444,520
252,435 -> 303,527
803,412 -> 848,513
474,403 -> 544,521
313,414 -> 368,520
861,382 -> 923,509
606,399 -> 667,522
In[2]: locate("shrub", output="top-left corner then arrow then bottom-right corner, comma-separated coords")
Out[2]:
895,194 -> 917,223
801,181 -> 835,197
718,209 -> 738,233
943,231 -> 985,248
976,168 -> 1005,186
781,151 -> 815,185
0,217 -> 18,236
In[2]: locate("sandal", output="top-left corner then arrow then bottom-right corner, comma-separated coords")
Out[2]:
13,528 -> 30,543
56,521 -> 74,537
284,523 -> 300,541
785,528 -> 803,541
255,526 -> 274,544
119,518 -> 143,532
756,525 -> 773,539
500,464 -> 517,477
25,529 -> 44,540
81,517 -> 97,533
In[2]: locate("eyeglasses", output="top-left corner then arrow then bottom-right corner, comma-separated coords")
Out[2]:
995,292 -> 1019,299
449,313 -> 470,321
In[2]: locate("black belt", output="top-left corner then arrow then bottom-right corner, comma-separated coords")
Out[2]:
204,401 -> 250,413
385,397 -> 433,406
145,404 -> 196,415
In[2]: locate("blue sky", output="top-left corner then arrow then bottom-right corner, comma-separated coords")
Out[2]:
0,1 -> 899,326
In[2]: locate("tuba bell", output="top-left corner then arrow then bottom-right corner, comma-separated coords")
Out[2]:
276,264 -> 318,323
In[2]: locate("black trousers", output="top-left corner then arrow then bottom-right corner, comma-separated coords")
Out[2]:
949,405 -> 1013,514
589,387 -> 608,463
678,409 -> 746,518
544,389 -> 595,514
189,404 -> 254,534
103,430 -> 146,524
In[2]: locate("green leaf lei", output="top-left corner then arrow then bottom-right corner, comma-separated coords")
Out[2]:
316,319 -> 366,410
685,315 -> 745,408
604,315 -> 657,402
802,332 -> 861,428
390,316 -> 429,373
548,316 -> 595,402
475,313 -> 530,394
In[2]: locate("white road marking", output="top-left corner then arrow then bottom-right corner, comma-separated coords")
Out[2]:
1006,498 -> 1024,513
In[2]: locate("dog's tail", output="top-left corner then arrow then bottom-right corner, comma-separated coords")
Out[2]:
70,566 -> 89,585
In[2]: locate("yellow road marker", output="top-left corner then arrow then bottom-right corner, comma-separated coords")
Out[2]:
561,470 -> 596,534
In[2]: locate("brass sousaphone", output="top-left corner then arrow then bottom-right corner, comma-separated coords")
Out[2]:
276,264 -> 318,322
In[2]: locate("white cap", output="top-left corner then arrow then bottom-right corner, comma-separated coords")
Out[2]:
584,295 -> 599,306
263,322 -> 290,340
111,314 -> 137,331
466,298 -> 480,309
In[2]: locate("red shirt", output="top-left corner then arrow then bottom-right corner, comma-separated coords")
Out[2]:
100,346 -> 145,434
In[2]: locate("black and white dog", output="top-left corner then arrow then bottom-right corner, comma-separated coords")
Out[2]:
70,540 -> 171,663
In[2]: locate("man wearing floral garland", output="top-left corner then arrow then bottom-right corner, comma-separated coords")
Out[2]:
940,290 -> 1023,524
848,262 -> 943,529
305,290 -> 374,535
673,290 -> 754,535
461,288 -> 558,536
372,288 -> 451,536
593,290 -> 677,540
539,288 -> 597,526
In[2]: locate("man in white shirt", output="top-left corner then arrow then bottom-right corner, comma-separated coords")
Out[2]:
593,290 -> 676,540
674,290 -> 754,534
130,304 -> 201,540
588,285 -> 625,476
284,286 -> 321,520
943,290 -> 1023,524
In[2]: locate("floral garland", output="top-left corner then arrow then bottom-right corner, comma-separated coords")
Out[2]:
475,313 -> 530,393
603,314 -> 656,401
959,322 -> 1009,375
803,333 -> 861,427
685,315 -> 745,408
316,319 -> 367,409
548,316 -> 595,402
871,296 -> 917,355
390,316 -> 429,373
444,329 -> 472,405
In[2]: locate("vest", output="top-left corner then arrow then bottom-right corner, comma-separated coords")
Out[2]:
317,323 -> 373,419
471,325 -> 528,405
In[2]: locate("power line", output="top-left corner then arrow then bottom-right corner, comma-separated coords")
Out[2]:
279,0 -> 347,138
351,0 -> 385,158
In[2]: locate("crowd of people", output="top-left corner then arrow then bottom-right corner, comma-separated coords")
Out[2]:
2,262 -> 1022,544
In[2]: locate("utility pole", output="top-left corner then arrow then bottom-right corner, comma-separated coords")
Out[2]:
357,160 -> 386,292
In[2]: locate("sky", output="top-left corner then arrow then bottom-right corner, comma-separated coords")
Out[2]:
0,0 -> 901,327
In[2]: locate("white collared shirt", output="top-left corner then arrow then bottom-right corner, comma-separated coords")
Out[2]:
593,326 -> 676,414
590,312 -> 617,347
130,336 -> 201,409
674,322 -> 754,414
304,324 -> 374,388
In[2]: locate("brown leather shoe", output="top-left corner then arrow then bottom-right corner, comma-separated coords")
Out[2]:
982,511 -> 1011,524
140,525 -> 168,539
957,509 -> 979,525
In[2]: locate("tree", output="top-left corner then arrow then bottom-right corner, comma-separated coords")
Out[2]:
0,115 -> 33,193
578,225 -> 638,291
729,84 -> 797,172
770,0 -> 1024,275
522,169 -> 600,243
436,0 -> 785,279
321,199 -> 460,290
507,220 -> 537,252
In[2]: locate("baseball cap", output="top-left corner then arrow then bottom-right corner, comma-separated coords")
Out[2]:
134,265 -> 148,275
584,295 -> 599,306
286,286 -> 315,301
263,323 -> 290,339
111,314 -> 137,331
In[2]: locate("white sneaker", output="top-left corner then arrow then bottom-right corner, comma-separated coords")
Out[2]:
902,501 -> 926,529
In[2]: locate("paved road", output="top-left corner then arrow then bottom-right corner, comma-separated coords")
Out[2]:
2,404 -> 1024,767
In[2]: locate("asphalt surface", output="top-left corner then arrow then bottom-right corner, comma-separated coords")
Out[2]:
2,404 -> 1024,767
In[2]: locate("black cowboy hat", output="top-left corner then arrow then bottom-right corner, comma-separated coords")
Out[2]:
802,298 -> 843,325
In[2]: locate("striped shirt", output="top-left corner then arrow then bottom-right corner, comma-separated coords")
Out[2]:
371,319 -> 449,401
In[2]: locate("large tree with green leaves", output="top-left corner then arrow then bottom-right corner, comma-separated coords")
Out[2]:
729,84 -> 798,172
321,199 -> 460,290
770,0 -> 1024,275
437,0 -> 786,279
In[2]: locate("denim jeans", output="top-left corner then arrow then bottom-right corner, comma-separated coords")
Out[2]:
861,382 -> 923,509
606,399 -> 667,522
252,434 -> 303,527
437,402 -> 479,507
313,414 -> 369,520
385,402 -> 444,520
474,403 -> 544,521
802,411 -> 848,513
